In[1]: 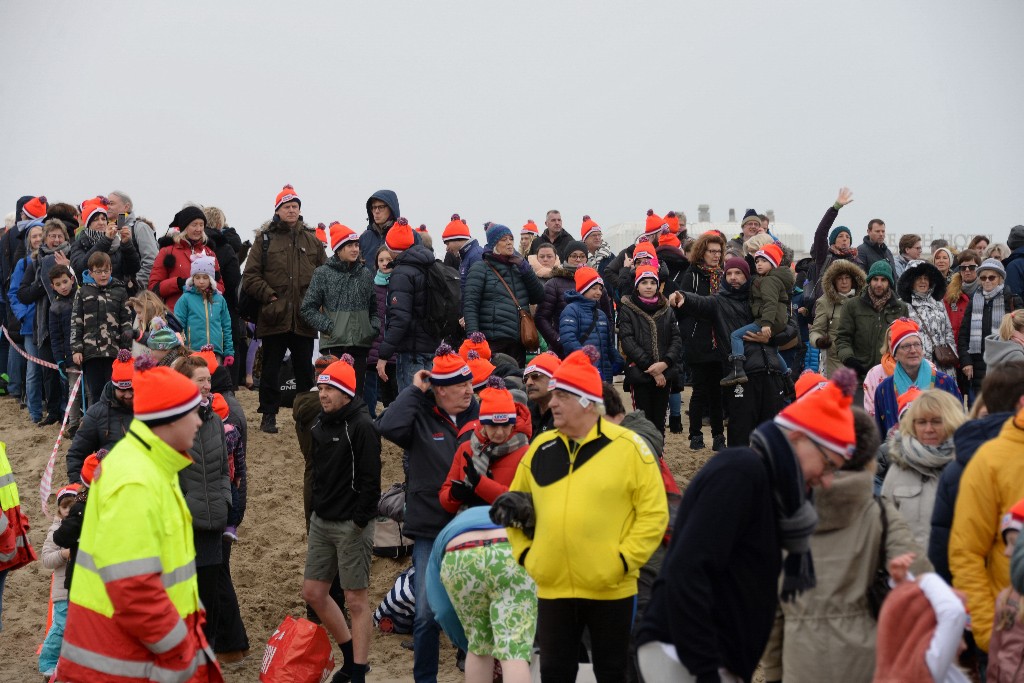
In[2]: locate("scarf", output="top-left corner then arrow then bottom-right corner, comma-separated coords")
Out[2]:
696,263 -> 722,294
895,433 -> 956,478
469,429 -> 529,478
829,245 -> 858,259
881,353 -> 897,376
867,287 -> 893,312
85,228 -> 122,253
961,278 -> 981,298
637,294 -> 660,306
750,421 -> 819,601
587,242 -> 614,270
374,270 -> 391,286
969,285 -> 1005,354
894,359 -> 934,395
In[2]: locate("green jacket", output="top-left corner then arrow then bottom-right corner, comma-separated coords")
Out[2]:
300,255 -> 378,349
834,290 -> 908,370
751,266 -> 795,333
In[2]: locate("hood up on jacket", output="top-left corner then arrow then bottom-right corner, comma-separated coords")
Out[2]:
821,259 -> 867,305
897,259 -> 947,303
365,190 -> 400,228
982,333 -> 1024,369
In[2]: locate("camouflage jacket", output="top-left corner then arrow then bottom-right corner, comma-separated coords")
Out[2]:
70,278 -> 132,362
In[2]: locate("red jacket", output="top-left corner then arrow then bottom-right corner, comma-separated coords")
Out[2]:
439,402 -> 532,514
0,506 -> 36,573
148,238 -> 223,309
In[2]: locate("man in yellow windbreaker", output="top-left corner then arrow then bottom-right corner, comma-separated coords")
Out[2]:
500,346 -> 667,682
56,355 -> 223,683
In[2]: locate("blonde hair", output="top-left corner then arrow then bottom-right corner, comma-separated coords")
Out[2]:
128,291 -> 169,331
899,389 -> 966,442
998,310 -> 1024,340
203,207 -> 226,230
984,243 -> 1010,261
743,233 -> 774,256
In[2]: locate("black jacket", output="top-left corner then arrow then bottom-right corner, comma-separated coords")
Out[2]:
16,243 -> 71,343
678,281 -> 795,375
854,235 -> 896,275
205,227 -> 242,311
618,295 -> 683,381
379,244 -> 439,358
310,396 -> 381,526
529,400 -> 554,442
377,385 -> 479,539
66,382 -> 133,483
48,289 -> 76,365
53,497 -> 86,591
956,290 -> 1021,384
528,228 -> 575,257
676,264 -> 720,364
69,229 -> 141,283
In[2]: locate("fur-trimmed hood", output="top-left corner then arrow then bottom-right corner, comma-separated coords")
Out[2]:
820,259 -> 866,305
897,259 -> 947,303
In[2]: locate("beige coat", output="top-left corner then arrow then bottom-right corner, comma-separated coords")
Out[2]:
880,432 -> 952,552
760,469 -> 932,683
810,259 -> 866,377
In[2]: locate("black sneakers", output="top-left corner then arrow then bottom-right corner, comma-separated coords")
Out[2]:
260,413 -> 278,434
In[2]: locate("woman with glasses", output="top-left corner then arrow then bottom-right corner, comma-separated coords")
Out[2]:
881,389 -> 966,549
957,259 -> 1023,397
534,240 -> 613,357
945,250 -> 982,402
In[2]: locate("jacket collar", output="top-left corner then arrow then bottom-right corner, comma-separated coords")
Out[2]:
127,419 -> 194,477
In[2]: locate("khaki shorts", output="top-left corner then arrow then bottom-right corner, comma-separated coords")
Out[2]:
304,513 -> 374,589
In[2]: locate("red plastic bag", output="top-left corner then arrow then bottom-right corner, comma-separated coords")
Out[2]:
259,615 -> 335,683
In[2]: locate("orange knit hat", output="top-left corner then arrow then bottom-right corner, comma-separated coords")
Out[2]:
633,242 -> 657,262
897,386 -> 922,418
80,196 -> 109,227
442,214 -> 471,243
774,367 -> 858,458
664,211 -> 681,234
644,209 -> 665,234
754,243 -> 784,269
132,355 -> 202,426
551,346 -> 603,404
211,393 -> 230,420
385,217 -> 416,251
274,184 -> 300,210
328,222 -> 358,252
466,350 -> 496,389
430,342 -> 472,386
315,223 -> 328,245
634,265 -> 659,287
56,482 -> 81,503
574,266 -> 604,295
318,355 -> 358,397
889,318 -> 922,354
580,215 -> 601,241
459,332 -> 491,361
80,449 -> 108,486
110,349 -> 134,389
521,220 -> 539,236
479,376 -> 516,425
23,195 -> 48,220
195,345 -> 219,373
524,351 -> 561,379
659,232 -> 681,249
794,371 -> 827,399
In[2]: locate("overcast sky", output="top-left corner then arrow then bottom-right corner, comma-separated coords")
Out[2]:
2,1 -> 1022,250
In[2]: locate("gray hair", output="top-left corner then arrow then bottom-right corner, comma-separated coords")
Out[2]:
4,211 -> 14,230
109,190 -> 133,212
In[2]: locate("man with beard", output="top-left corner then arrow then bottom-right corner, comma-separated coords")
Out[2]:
835,261 -> 908,384
523,351 -> 560,440
65,352 -> 136,483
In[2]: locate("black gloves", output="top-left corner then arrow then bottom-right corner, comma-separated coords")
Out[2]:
843,356 -> 867,376
176,277 -> 187,291
449,480 -> 476,502
463,459 -> 481,488
814,336 -> 832,349
490,492 -> 536,538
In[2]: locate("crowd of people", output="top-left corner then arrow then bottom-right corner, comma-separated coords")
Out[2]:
1,185 -> 1024,683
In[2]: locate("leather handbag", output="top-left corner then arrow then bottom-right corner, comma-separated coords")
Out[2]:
933,343 -> 958,368
487,262 -> 540,350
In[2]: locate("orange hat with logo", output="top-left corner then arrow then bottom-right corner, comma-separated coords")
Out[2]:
211,393 -> 230,420
524,351 -> 561,379
80,196 -> 109,228
385,217 -> 416,251
466,350 -> 496,389
479,376 -> 516,425
634,265 -> 659,287
275,184 -> 300,210
897,386 -> 923,418
430,342 -> 472,386
580,215 -> 601,241
644,209 -> 665,234
794,371 -> 827,399
318,354 -> 358,397
521,220 -> 539,236
664,211 -> 682,234
774,367 -> 857,458
57,483 -> 81,504
195,344 -> 219,373
132,355 -> 202,426
459,332 -> 491,361
442,214 -> 471,243
111,349 -> 134,389
328,222 -> 358,253
574,267 -> 604,295
889,318 -> 922,354
633,242 -> 657,262
23,195 -> 48,220
551,346 -> 603,404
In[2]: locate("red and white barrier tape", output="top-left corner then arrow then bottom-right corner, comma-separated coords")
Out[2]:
39,373 -> 83,516
1,324 -> 60,370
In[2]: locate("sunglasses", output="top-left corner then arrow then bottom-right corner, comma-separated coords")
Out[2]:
979,275 -> 1000,282
960,264 -> 978,271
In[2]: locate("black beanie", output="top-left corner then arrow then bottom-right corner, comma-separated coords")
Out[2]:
169,206 -> 207,231
561,240 -> 588,263
1008,225 -> 1024,252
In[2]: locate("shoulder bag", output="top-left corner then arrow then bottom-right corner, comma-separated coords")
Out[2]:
486,262 -> 539,350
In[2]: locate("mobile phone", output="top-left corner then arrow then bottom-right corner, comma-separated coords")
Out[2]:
116,213 -> 129,229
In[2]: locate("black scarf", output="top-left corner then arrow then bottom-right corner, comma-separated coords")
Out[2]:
750,421 -> 819,601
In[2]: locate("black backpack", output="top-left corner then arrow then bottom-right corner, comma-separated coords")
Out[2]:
420,259 -> 462,343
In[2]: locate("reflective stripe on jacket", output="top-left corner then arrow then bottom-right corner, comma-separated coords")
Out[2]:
0,442 -> 36,572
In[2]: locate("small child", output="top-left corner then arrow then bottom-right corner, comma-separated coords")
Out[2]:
48,265 -> 81,433
559,267 -> 621,381
723,243 -> 794,386
174,255 -> 234,363
128,290 -> 181,356
38,484 -> 80,676
618,266 -> 684,434
70,251 -> 132,405
988,498 -> 1024,682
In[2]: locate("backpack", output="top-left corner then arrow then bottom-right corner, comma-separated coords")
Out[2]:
238,231 -> 269,323
372,516 -> 414,558
420,259 -> 462,344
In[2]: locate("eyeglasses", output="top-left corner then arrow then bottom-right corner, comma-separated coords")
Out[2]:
812,440 -> 841,476
960,265 -> 978,271
524,372 -> 546,382
90,267 -> 111,274
897,342 -> 924,351
979,275 -> 1000,282
370,204 -> 389,212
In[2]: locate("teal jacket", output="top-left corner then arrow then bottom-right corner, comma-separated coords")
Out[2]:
300,255 -> 378,349
174,285 -> 234,356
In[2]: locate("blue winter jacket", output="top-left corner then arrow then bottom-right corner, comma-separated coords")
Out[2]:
1005,246 -> 1024,297
458,239 -> 484,295
928,411 -> 1011,582
174,285 -> 234,357
559,291 -> 621,381
359,190 -> 401,273
873,370 -> 961,437
7,256 -> 35,336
